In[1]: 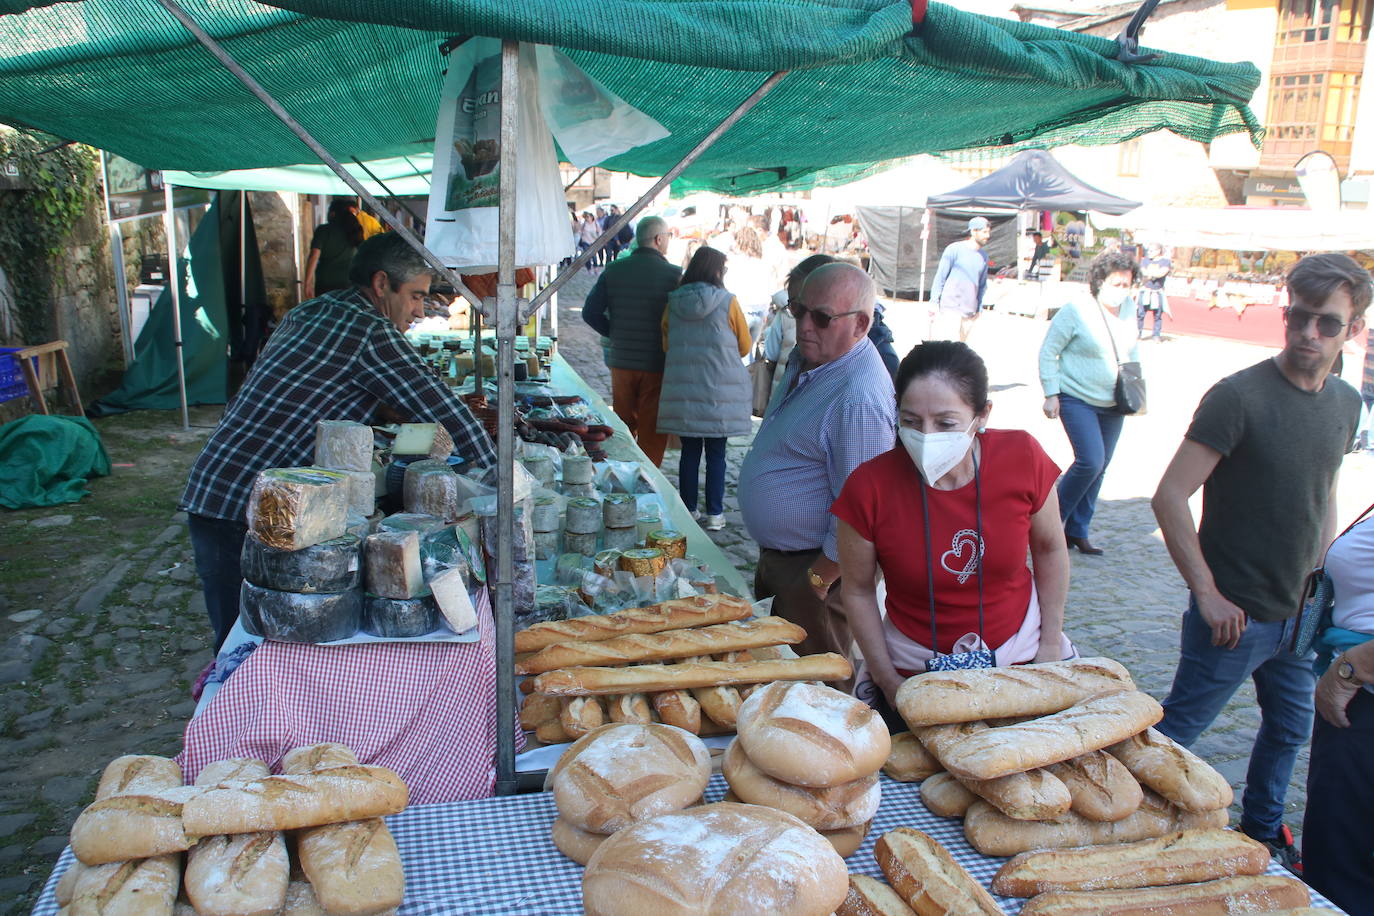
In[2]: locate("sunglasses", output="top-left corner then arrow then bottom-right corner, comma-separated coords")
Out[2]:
788,300 -> 862,329
1283,306 -> 1349,338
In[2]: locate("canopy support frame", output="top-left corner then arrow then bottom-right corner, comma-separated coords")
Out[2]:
161,180 -> 190,431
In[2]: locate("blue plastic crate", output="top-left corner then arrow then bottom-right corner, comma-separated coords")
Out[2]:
0,346 -> 33,403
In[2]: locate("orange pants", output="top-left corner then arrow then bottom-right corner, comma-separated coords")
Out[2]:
610,367 -> 667,466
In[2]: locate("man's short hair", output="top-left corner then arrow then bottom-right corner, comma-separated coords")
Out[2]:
348,232 -> 434,290
1287,253 -> 1373,319
636,216 -> 668,248
804,262 -> 875,318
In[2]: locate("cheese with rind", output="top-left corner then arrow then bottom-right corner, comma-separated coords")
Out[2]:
364,530 -> 425,599
362,592 -> 439,638
429,566 -> 477,633
240,581 -> 361,643
314,420 -> 373,472
246,467 -> 350,551
240,531 -> 361,593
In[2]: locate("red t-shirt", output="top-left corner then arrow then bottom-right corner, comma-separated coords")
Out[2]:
831,429 -> 1060,653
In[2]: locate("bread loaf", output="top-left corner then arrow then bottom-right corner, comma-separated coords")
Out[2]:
606,693 -> 653,725
895,657 -> 1135,727
536,718 -> 573,744
882,733 -> 941,783
513,594 -> 754,653
531,653 -> 853,696
874,827 -> 1002,916
185,758 -> 289,916
822,820 -> 871,858
515,617 -> 805,674
735,681 -> 890,787
1047,750 -> 1144,822
70,786 -> 202,865
963,792 -> 1230,857
65,856 -> 181,916
991,828 -> 1271,897
559,696 -> 606,738
281,743 -> 361,774
581,802 -> 848,916
180,766 -> 408,836
693,684 -> 743,728
962,767 -> 1073,821
551,723 -> 710,834
912,721 -> 988,762
940,691 -> 1164,780
1106,727 -> 1233,813
651,690 -> 701,734
551,816 -> 608,865
95,756 -> 183,800
722,738 -> 880,830
281,880 -> 328,916
919,772 -> 978,818
1018,874 -> 1310,915
837,874 -> 916,916
519,693 -> 561,730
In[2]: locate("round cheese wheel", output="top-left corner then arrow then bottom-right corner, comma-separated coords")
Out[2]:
362,593 -> 439,638
240,582 -> 361,643
721,738 -> 880,830
240,532 -> 361,594
735,682 -> 891,788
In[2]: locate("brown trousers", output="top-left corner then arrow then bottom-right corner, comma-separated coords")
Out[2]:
610,367 -> 668,467
754,547 -> 854,692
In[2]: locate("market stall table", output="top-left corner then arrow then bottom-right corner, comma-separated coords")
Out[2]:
32,774 -> 1339,915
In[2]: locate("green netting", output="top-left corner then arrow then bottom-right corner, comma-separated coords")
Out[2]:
0,0 -> 1261,195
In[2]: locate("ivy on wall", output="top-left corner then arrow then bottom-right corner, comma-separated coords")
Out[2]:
0,130 -> 97,341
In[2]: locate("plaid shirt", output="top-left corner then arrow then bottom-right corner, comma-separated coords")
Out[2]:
181,287 -> 495,523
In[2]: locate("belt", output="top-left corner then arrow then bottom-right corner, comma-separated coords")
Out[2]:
761,546 -> 821,558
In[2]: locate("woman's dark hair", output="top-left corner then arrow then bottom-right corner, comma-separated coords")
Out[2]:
328,197 -> 364,247
1087,250 -> 1139,297
680,245 -> 727,288
895,341 -> 989,411
1287,252 -> 1373,318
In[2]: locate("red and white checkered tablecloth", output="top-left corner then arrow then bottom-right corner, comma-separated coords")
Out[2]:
178,588 -> 522,804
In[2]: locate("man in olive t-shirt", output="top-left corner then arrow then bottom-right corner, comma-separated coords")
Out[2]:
1150,253 -> 1369,872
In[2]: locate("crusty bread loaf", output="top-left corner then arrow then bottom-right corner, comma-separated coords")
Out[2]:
735,681 -> 890,788
1017,874 -> 1310,915
70,786 -> 202,865
551,723 -> 710,834
197,758 -> 274,786
581,802 -> 848,916
837,874 -> 917,916
513,594 -> 754,653
874,827 -> 1002,916
1106,727 -> 1233,813
551,816 -> 608,865
912,721 -> 988,762
65,855 -> 181,915
693,684 -> 743,728
559,696 -> 606,738
54,864 -> 79,907
963,792 -> 1230,857
95,756 -> 183,801
520,693 -> 561,730
280,743 -> 360,774
531,653 -> 853,696
895,658 -> 1135,727
606,693 -> 654,725
822,820 -> 871,858
516,617 -> 804,673
1047,750 -> 1144,822
722,738 -> 880,830
651,690 -> 701,734
940,691 -> 1163,780
281,880 -> 328,916
536,717 -> 573,744
919,772 -> 978,818
180,766 -> 408,836
298,818 -> 404,916
991,828 -> 1271,897
962,767 -> 1073,821
185,758 -> 289,916
882,733 -> 941,783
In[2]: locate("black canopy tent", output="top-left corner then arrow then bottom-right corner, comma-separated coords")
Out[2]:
925,149 -> 1143,214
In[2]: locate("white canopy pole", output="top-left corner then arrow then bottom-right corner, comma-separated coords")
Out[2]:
161,180 -> 190,430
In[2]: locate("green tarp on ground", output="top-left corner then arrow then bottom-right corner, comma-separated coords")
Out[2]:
0,0 -> 1261,195
0,414 -> 111,508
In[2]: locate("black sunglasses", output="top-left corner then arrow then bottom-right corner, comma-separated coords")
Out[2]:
1283,305 -> 1349,338
788,299 -> 862,329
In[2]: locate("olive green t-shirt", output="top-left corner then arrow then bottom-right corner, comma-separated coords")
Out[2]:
1187,358 -> 1360,622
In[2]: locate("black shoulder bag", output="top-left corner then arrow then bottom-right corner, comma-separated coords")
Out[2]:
1096,300 -> 1146,415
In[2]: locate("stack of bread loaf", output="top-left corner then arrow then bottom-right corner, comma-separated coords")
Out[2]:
720,682 -> 890,858
57,745 -> 406,916
839,826 -> 1004,915
515,594 -> 853,743
548,722 -> 711,865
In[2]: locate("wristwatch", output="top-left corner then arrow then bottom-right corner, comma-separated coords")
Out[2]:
807,568 -> 830,591
1336,655 -> 1364,686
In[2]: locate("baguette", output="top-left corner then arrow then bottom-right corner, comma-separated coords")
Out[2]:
875,827 -> 1002,916
963,792 -> 1230,857
513,594 -> 754,652
66,856 -> 181,916
991,828 -> 1271,897
1047,750 -> 1144,822
559,696 -> 606,738
70,787 -> 202,865
185,758 -> 288,916
280,743 -> 360,774
1018,874 -> 1309,915
837,874 -> 916,916
95,756 -> 183,800
882,733 -> 941,783
895,657 -> 1135,727
1106,728 -> 1233,813
606,693 -> 654,725
651,690 -> 701,734
515,617 -> 803,674
912,721 -> 988,762
519,693 -> 562,731
940,691 -> 1163,780
919,772 -> 977,818
962,767 -> 1073,821
180,766 -> 408,836
531,653 -> 852,696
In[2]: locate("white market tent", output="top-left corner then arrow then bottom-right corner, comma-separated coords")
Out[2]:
1094,205 -> 1374,251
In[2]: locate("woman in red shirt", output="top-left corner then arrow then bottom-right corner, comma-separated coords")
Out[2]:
832,341 -> 1072,710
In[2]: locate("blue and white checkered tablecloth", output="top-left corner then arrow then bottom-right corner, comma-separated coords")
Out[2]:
32,775 -> 1341,915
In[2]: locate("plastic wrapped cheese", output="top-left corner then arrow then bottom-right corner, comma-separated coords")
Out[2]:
246,467 -> 350,551
602,493 -> 637,529
603,526 -> 638,550
561,454 -> 593,486
364,530 -> 425,599
429,566 -> 477,633
393,422 -> 453,459
240,532 -> 361,593
362,592 -> 439,638
565,497 -> 601,535
239,581 -> 361,643
403,462 -> 463,522
533,530 -> 561,560
314,421 -> 373,472
340,469 -> 376,518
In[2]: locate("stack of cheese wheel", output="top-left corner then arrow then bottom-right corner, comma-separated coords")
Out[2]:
548,723 -> 711,866
722,682 -> 890,859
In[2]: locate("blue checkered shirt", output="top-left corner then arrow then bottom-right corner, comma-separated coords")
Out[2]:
181,287 -> 495,523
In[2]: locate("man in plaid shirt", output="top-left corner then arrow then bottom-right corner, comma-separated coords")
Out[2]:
182,233 -> 494,649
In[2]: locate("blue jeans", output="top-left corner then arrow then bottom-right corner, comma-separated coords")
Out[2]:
1137,289 -> 1165,339
1056,394 -> 1123,539
1157,596 -> 1315,840
679,436 -> 727,515
187,513 -> 248,652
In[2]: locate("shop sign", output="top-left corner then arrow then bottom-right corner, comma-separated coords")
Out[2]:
1243,177 -> 1305,200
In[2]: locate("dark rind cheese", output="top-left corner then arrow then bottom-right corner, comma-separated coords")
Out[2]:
362,592 -> 440,638
240,532 -> 361,593
240,581 -> 361,643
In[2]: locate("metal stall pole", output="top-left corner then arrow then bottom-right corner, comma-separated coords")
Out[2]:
492,39 -> 521,797
161,181 -> 191,430
894,206 -> 905,306
99,153 -> 134,364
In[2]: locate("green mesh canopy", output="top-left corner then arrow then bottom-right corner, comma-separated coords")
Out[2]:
0,0 -> 1261,194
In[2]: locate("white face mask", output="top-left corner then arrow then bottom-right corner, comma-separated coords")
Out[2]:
1098,286 -> 1131,311
899,420 -> 977,485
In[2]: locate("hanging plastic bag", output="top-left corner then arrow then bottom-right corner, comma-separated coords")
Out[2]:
533,46 -> 669,169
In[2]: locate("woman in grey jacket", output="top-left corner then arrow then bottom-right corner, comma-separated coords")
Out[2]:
657,246 -> 753,530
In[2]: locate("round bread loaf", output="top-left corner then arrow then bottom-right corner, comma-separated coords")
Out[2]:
722,738 -> 880,830
582,802 -> 848,916
735,682 -> 890,787
551,723 -> 710,834
551,817 -> 608,866
821,820 -> 871,858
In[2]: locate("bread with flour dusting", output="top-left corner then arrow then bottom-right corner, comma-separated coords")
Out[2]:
722,738 -> 880,830
185,758 -> 289,916
735,682 -> 890,787
896,658 -> 1134,727
1105,727 -> 1233,813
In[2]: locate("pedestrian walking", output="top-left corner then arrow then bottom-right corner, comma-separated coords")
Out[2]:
929,217 -> 991,342
1137,244 -> 1171,341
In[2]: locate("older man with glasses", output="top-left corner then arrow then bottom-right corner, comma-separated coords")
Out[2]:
1150,252 -> 1371,874
739,262 -> 896,678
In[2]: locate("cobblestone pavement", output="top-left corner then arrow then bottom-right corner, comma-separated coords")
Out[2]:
555,266 -> 1374,845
